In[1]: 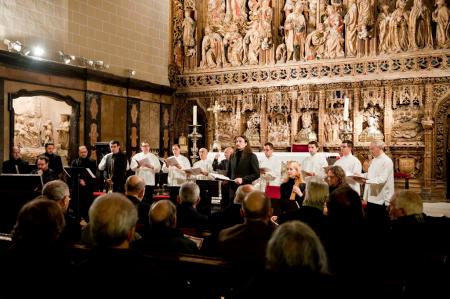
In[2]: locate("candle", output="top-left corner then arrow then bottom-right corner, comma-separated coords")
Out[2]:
343,97 -> 349,121
193,105 -> 197,125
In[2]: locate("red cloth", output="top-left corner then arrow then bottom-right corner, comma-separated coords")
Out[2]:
265,186 -> 281,200
93,192 -> 106,199
291,144 -> 309,152
153,195 -> 170,201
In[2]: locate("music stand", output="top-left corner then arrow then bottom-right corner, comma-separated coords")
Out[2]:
0,174 -> 43,233
64,166 -> 96,221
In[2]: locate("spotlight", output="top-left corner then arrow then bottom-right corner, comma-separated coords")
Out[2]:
3,39 -> 22,53
128,69 -> 136,77
32,46 -> 45,57
58,51 -> 75,64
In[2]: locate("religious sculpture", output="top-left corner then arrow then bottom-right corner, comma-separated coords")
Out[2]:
356,0 -> 375,56
208,0 -> 226,28
200,26 -> 226,69
295,111 -> 317,144
41,120 -> 54,146
182,8 -> 197,57
284,2 -> 307,61
408,0 -> 433,50
377,3 -> 391,54
432,0 -> 450,49
243,21 -> 261,65
344,0 -> 358,57
57,114 -> 70,150
359,108 -> 384,142
392,113 -> 422,141
268,114 -> 290,147
244,112 -> 261,146
389,0 -> 409,53
225,0 -> 247,25
89,123 -> 98,147
305,23 -> 327,60
258,0 -> 273,52
223,23 -> 243,67
324,5 -> 344,59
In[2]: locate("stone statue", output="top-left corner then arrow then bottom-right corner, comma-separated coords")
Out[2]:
284,2 -> 307,61
432,0 -> 450,49
208,0 -> 226,27
57,114 -> 70,150
225,0 -> 247,24
223,23 -> 244,66
182,8 -> 196,57
248,0 -> 260,21
200,26 -> 226,69
408,0 -> 433,50
389,0 -> 409,53
377,3 -> 391,54
359,108 -> 384,142
283,0 -> 297,18
325,5 -> 345,59
305,23 -> 327,60
275,43 -> 287,64
344,0 -> 358,57
258,0 -> 273,51
244,113 -> 261,146
295,111 -> 317,143
357,0 -> 375,57
392,114 -> 422,141
42,120 -> 54,146
243,21 -> 261,65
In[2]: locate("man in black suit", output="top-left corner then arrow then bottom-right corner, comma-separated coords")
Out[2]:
125,175 -> 150,237
2,146 -> 29,174
98,140 -> 129,193
42,142 -> 63,176
71,145 -> 97,220
226,135 -> 259,202
32,155 -> 58,185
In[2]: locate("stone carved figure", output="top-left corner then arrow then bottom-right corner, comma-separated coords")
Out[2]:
182,8 -> 196,57
223,23 -> 244,66
258,0 -> 273,51
408,0 -> 433,50
248,0 -> 260,21
325,5 -> 345,59
392,113 -> 422,141
389,0 -> 409,53
225,0 -> 247,24
305,23 -> 327,60
243,21 -> 261,65
357,0 -> 375,56
432,0 -> 450,49
42,120 -> 54,146
208,0 -> 226,28
200,26 -> 226,69
295,111 -> 317,143
268,114 -> 290,147
285,2 -> 307,61
57,114 -> 70,150
378,3 -> 391,54
244,113 -> 261,145
360,107 -> 384,142
344,0 -> 358,57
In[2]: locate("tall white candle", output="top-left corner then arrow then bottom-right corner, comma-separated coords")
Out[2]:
343,97 -> 349,121
193,105 -> 197,125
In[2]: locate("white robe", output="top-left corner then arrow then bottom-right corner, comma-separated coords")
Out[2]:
162,155 -> 191,186
334,153 -> 362,195
130,152 -> 161,186
193,159 -> 214,180
301,153 -> 329,180
256,155 -> 282,191
363,153 -> 395,206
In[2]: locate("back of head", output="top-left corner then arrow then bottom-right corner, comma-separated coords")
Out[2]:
242,191 -> 271,221
89,193 -> 138,247
266,221 -> 328,273
150,200 -> 177,228
303,177 -> 329,210
11,199 -> 65,248
42,180 -> 69,202
327,186 -> 363,226
125,175 -> 145,195
179,182 -> 200,205
391,190 -> 423,216
234,184 -> 255,205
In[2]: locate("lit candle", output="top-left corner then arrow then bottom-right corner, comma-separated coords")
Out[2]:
193,105 -> 197,125
343,97 -> 349,121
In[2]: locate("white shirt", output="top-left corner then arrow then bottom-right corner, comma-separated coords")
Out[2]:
256,155 -> 282,191
193,159 -> 214,180
334,153 -> 362,195
363,153 -> 395,206
130,152 -> 161,186
162,155 -> 191,186
301,153 -> 329,179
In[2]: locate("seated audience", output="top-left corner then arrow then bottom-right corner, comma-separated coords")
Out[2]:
279,161 -> 306,213
276,177 -> 328,239
135,200 -> 199,255
176,182 -> 209,231
125,175 -> 150,236
217,191 -> 275,272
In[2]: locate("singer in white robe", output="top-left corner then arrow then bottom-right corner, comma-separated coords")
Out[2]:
256,143 -> 282,191
130,142 -> 161,201
301,141 -> 329,180
192,148 -> 214,180
162,144 -> 191,186
334,141 -> 362,195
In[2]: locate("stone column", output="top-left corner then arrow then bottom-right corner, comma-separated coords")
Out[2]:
422,84 -> 435,193
384,84 -> 393,146
318,89 -> 326,145
353,87 -> 361,143
260,93 -> 267,145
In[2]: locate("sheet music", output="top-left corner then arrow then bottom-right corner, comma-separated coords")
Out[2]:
210,173 -> 233,182
63,167 -> 71,178
184,167 -> 203,175
85,168 -> 96,179
138,157 -> 152,168
165,156 -> 181,167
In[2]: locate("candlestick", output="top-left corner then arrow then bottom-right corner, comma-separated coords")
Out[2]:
343,96 -> 349,121
193,105 -> 197,126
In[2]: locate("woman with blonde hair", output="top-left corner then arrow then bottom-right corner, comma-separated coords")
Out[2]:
279,160 -> 306,213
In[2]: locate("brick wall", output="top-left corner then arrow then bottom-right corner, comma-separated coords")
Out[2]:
0,0 -> 170,86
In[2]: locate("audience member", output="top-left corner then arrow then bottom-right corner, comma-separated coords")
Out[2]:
176,182 -> 209,230
125,175 -> 150,237
326,165 -> 348,193
279,160 -> 306,213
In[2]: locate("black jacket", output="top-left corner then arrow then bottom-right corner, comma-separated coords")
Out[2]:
2,158 -> 29,174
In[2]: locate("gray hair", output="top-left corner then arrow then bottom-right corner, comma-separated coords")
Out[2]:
89,193 -> 138,247
42,180 -> 69,202
125,175 -> 146,194
303,177 -> 329,210
390,190 -> 423,216
179,182 -> 200,205
234,184 -> 255,204
150,200 -> 177,228
266,221 -> 328,273
370,140 -> 385,150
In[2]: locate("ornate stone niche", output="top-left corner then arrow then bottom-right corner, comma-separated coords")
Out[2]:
9,90 -> 80,164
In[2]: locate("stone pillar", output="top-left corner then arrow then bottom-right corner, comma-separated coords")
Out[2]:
260,93 -> 267,145
353,87 -> 360,143
318,89 -> 326,145
291,93 -> 298,144
422,84 -> 435,193
384,84 -> 393,146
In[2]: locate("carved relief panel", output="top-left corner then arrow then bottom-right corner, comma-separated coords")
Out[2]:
359,87 -> 384,143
